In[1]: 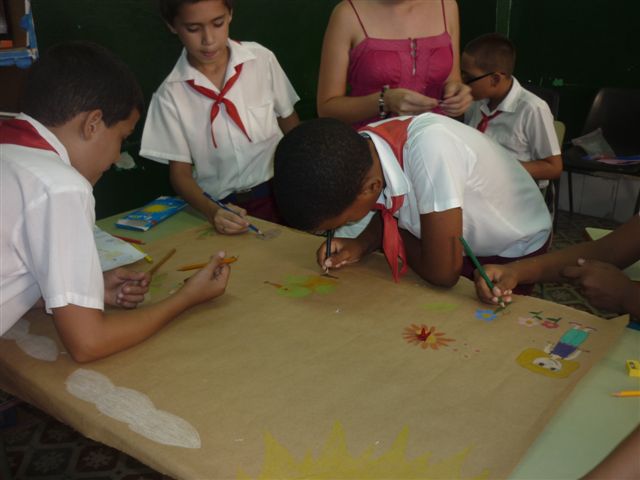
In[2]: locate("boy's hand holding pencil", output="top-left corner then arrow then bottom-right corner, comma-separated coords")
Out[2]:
472,264 -> 516,306
203,192 -> 263,236
459,237 -> 513,307
473,266 -> 515,305
178,251 -> 231,304
211,202 -> 252,235
316,236 -> 367,271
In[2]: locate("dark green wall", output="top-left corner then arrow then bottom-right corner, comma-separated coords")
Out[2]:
461,0 -> 639,141
28,0 -> 639,218
30,0 -> 341,218
507,0 -> 639,141
458,0 -> 497,45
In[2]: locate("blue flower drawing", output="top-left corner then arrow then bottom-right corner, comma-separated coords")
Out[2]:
475,309 -> 497,322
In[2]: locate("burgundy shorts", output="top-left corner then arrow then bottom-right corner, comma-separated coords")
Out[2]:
221,180 -> 283,225
461,235 -> 552,296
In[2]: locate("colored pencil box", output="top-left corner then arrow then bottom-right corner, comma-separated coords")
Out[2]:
115,196 -> 187,231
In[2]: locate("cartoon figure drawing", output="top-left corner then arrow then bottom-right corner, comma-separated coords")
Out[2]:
516,323 -> 596,378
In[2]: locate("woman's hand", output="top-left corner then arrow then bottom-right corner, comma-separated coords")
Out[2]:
384,88 -> 440,116
440,80 -> 472,117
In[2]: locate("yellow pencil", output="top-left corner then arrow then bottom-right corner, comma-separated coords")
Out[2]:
131,243 -> 153,263
148,248 -> 177,276
611,390 -> 640,397
177,256 -> 238,271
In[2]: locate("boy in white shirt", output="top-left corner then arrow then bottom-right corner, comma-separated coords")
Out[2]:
0,42 -> 230,362
462,33 -> 561,187
273,115 -> 552,293
140,0 -> 300,235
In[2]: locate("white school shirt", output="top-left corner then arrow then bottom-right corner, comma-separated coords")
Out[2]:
364,113 -> 552,258
0,114 -> 104,335
140,40 -> 300,199
464,77 -> 560,188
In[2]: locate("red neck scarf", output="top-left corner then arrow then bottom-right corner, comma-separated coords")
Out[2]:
358,118 -> 413,282
186,63 -> 251,148
0,118 -> 57,152
476,110 -> 502,133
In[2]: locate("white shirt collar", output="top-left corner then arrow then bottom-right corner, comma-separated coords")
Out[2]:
360,130 -> 411,209
166,39 -> 257,90
479,76 -> 522,115
16,113 -> 72,167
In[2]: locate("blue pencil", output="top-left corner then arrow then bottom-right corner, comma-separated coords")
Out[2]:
203,192 -> 263,235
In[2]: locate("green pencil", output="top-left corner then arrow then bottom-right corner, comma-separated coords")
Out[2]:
459,236 -> 506,307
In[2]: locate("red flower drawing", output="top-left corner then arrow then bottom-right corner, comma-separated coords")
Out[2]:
403,324 -> 455,350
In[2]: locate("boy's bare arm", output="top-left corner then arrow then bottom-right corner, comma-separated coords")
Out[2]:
277,112 -> 300,135
401,208 -> 463,288
169,161 -> 248,233
563,261 -> 640,316
169,161 -> 216,219
52,255 -> 230,363
509,215 -> 640,285
519,154 -> 562,180
478,216 -> 640,304
581,425 -> 640,480
356,212 -> 384,256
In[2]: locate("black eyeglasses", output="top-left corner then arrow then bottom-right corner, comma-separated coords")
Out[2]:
463,71 -> 496,84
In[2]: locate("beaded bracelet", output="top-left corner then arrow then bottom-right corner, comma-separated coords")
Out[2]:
378,85 -> 389,118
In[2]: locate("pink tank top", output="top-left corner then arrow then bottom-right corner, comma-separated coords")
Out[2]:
346,0 -> 453,128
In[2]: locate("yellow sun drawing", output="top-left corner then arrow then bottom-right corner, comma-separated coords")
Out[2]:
239,422 -> 488,479
403,324 -> 455,350
142,204 -> 169,213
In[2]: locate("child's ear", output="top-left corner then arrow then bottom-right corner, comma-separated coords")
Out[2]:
82,110 -> 104,140
359,177 -> 383,198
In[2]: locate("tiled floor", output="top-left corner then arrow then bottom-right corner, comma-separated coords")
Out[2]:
0,402 -> 167,479
0,210 -> 625,480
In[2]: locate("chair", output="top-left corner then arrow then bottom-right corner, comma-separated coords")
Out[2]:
562,88 -> 640,216
522,84 -> 563,229
549,120 -> 566,230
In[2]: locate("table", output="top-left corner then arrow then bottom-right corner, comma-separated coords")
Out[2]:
0,208 -> 637,479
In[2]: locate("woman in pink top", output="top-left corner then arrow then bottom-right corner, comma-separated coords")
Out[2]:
317,0 -> 471,128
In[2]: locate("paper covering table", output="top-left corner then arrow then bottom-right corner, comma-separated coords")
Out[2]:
0,213 -> 637,479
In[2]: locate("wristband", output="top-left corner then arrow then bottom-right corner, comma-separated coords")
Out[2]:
378,85 -> 389,118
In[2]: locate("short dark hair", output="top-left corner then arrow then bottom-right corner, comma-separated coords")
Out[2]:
21,41 -> 144,127
464,33 -> 516,76
274,118 -> 372,231
159,0 -> 234,24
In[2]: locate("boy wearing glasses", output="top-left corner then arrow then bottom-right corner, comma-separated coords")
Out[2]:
461,33 -> 561,187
